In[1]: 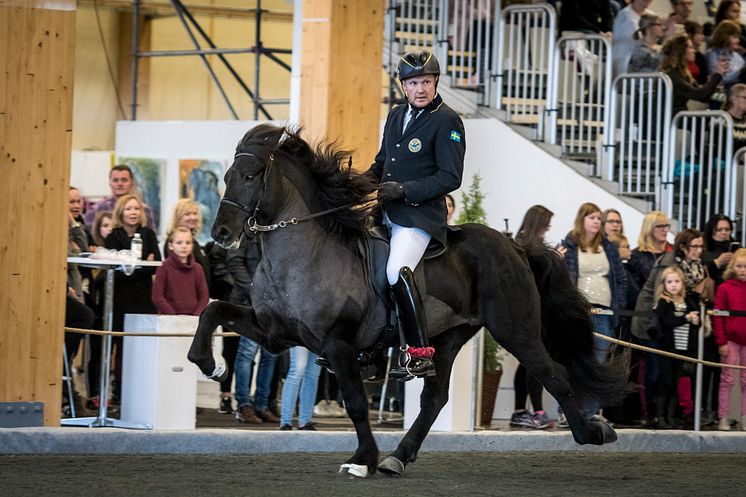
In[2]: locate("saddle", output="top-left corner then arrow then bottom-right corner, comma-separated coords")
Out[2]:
358,224 -> 460,308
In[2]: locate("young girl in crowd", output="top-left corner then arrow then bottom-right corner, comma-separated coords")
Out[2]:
152,226 -> 209,316
713,248 -> 746,431
652,267 -> 700,428
92,211 -> 113,248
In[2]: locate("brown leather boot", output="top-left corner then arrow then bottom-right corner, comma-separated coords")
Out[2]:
235,405 -> 263,424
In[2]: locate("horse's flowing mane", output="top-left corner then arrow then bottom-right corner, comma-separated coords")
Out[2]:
238,124 -> 377,238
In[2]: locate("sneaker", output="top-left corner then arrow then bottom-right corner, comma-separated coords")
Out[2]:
509,411 -> 540,429
236,405 -> 263,424
532,410 -> 556,429
314,400 -> 346,418
298,422 -> 317,431
718,417 -> 731,431
218,395 -> 233,414
256,408 -> 280,423
279,424 -> 293,431
557,413 -> 569,428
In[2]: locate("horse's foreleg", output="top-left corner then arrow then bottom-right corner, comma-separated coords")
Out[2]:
187,301 -> 259,381
325,337 -> 379,478
379,325 -> 475,477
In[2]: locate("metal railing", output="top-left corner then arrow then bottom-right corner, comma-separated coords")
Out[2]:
663,111 -> 735,230
604,73 -> 673,205
495,3 -> 556,132
546,34 -> 612,166
731,146 -> 746,244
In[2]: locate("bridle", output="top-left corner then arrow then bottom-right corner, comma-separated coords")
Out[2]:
220,150 -> 364,235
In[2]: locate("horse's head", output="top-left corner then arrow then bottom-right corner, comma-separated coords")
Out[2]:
212,123 -> 284,248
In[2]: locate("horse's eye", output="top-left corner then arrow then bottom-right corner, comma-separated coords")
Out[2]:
243,174 -> 255,182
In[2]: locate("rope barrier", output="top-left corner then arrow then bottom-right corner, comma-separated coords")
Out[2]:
64,326 -> 239,338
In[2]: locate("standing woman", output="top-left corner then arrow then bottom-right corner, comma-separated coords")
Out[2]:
509,205 -> 559,429
703,214 -> 737,287
279,347 -> 322,431
563,203 -> 628,365
628,211 -> 672,292
602,209 -> 630,260
104,194 -> 161,400
164,198 -> 210,284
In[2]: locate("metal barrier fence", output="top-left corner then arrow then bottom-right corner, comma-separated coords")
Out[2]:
440,0 -> 500,104
604,73 -> 673,205
663,111 -> 735,231
495,3 -> 556,133
546,34 -> 612,166
732,146 -> 746,245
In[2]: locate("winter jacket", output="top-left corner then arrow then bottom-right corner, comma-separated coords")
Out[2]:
713,278 -> 746,347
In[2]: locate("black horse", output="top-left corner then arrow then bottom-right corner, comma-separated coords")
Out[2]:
187,123 -> 629,478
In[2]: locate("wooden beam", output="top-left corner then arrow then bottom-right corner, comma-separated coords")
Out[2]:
299,0 -> 385,169
0,0 -> 77,426
77,1 -> 294,22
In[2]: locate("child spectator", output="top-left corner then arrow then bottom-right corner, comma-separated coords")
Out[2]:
152,226 -> 209,316
713,248 -> 746,430
652,267 -> 700,428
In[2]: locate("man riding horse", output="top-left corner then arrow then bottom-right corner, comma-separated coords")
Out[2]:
371,50 -> 466,379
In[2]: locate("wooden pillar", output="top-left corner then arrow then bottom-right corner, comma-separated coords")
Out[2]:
0,0 -> 77,426
299,0 -> 385,169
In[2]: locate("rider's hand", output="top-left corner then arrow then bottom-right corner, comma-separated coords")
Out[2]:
378,182 -> 405,203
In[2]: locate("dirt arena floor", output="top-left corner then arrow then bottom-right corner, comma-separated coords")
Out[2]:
3,452 -> 744,497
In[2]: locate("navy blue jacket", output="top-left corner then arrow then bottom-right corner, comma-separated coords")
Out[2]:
369,94 -> 465,246
563,233 -> 628,323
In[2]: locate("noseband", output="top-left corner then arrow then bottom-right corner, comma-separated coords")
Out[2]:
220,151 -> 363,235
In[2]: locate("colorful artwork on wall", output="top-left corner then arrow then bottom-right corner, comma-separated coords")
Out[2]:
179,159 -> 229,244
117,157 -> 165,233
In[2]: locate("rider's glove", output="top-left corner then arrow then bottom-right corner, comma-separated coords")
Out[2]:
377,182 -> 405,203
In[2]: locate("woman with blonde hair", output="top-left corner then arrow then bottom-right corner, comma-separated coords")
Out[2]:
628,211 -> 672,290
164,199 -> 210,279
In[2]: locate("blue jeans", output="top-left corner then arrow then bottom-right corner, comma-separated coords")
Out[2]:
234,336 -> 277,410
280,347 -> 321,426
592,313 -> 614,364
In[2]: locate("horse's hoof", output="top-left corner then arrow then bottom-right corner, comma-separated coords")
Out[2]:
377,456 -> 405,477
338,463 -> 369,478
204,356 -> 228,382
600,422 -> 617,444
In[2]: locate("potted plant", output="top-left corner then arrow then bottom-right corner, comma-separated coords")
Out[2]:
456,174 -> 504,427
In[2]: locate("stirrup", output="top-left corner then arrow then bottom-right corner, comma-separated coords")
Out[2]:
315,356 -> 335,374
389,346 -> 436,381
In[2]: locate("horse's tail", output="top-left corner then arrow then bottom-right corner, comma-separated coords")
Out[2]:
522,241 -> 630,409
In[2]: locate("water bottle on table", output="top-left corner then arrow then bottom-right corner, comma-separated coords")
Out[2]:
130,233 -> 143,260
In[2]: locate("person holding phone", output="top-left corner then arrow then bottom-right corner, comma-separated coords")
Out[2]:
703,214 -> 738,287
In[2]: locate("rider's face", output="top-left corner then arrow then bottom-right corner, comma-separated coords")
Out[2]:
402,74 -> 437,109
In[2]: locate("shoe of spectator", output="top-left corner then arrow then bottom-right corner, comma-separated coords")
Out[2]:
314,400 -> 346,418
298,422 -> 317,431
218,395 -> 233,414
718,417 -> 731,431
509,410 -> 539,428
235,405 -> 263,424
653,417 -> 671,430
590,412 -> 611,426
532,410 -> 555,429
279,424 -> 293,431
557,413 -> 569,428
256,408 -> 280,423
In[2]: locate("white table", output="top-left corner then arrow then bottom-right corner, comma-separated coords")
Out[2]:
62,256 -> 161,429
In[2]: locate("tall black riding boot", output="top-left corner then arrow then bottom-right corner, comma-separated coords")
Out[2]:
389,267 -> 436,380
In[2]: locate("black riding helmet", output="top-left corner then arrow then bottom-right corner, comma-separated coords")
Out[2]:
398,50 -> 440,82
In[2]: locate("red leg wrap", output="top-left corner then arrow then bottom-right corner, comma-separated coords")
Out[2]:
407,346 -> 435,358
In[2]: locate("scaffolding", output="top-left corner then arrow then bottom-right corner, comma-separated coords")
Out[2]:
125,0 -> 291,120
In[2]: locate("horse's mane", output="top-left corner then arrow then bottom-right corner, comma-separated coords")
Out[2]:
239,124 -> 377,238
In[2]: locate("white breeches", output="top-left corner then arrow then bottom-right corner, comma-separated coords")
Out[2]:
384,214 -> 431,285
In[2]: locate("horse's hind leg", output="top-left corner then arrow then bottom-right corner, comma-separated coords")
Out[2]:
379,325 -> 476,477
187,301 -> 260,381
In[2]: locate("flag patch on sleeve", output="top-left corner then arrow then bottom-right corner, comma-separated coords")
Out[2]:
449,131 -> 461,142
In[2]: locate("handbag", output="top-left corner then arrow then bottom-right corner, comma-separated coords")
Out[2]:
693,269 -> 716,304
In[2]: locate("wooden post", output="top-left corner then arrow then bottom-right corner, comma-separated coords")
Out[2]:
0,0 -> 77,426
300,0 -> 385,169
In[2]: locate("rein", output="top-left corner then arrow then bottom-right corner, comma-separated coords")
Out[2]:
223,151 -> 367,234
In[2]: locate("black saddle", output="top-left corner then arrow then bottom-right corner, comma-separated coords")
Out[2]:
358,225 -> 460,306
